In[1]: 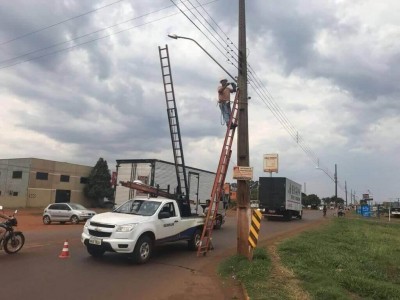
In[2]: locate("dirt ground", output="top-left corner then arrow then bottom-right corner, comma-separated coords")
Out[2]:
256,219 -> 330,300
185,215 -> 331,300
8,208 -> 329,300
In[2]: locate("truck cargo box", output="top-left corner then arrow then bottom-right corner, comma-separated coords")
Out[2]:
258,177 -> 302,221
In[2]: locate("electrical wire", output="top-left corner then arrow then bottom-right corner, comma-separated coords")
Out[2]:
173,0 -> 352,197
0,1 -> 353,198
0,0 -> 126,47
0,0 -> 219,70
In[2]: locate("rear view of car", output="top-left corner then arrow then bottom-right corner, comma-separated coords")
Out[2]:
43,203 -> 96,225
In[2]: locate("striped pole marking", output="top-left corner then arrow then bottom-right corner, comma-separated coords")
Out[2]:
248,209 -> 262,248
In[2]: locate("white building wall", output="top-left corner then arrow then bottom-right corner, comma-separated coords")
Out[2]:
115,160 -> 216,208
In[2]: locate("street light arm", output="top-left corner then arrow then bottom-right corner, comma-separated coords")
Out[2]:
315,166 -> 335,182
167,34 -> 237,83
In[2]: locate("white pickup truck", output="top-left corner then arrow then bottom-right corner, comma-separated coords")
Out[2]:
81,196 -> 205,264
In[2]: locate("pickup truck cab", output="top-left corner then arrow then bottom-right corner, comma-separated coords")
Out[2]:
81,196 -> 205,264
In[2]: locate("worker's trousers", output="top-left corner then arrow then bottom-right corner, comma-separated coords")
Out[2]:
219,101 -> 231,125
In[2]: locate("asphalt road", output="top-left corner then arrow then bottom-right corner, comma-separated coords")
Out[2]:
1,209 -> 326,300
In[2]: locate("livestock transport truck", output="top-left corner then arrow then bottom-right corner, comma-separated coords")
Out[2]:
114,159 -> 225,228
258,177 -> 303,221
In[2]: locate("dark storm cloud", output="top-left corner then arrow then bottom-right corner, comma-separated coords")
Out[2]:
209,1 -> 400,103
0,0 -> 124,72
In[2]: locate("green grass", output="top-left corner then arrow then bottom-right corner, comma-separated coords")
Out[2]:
218,218 -> 400,299
218,248 -> 274,299
279,218 -> 400,299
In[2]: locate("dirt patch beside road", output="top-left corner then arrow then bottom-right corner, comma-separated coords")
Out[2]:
257,219 -> 330,300
203,218 -> 329,300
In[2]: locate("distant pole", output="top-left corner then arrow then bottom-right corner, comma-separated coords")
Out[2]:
350,189 -> 352,205
236,0 -> 250,259
334,164 -> 337,201
345,181 -> 347,206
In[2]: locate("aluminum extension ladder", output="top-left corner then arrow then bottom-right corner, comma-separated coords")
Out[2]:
158,45 -> 189,199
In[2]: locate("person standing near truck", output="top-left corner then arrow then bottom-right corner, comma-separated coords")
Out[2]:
217,79 -> 237,129
203,199 -> 211,216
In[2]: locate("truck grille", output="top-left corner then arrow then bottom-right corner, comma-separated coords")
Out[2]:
90,221 -> 115,228
89,230 -> 112,238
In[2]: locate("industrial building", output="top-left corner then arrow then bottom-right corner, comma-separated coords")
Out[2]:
0,158 -> 92,208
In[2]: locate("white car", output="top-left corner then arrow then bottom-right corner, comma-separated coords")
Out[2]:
43,203 -> 96,225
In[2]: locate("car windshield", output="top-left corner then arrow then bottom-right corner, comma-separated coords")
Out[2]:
115,200 -> 161,216
68,203 -> 86,210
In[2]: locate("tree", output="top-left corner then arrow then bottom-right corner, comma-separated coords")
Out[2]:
302,193 -> 321,208
249,180 -> 259,200
301,192 -> 308,206
321,197 -> 331,205
307,194 -> 321,208
84,158 -> 114,207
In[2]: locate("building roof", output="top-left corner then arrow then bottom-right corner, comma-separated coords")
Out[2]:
116,158 -> 215,175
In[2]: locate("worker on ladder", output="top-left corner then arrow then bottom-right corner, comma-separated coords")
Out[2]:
217,78 -> 237,129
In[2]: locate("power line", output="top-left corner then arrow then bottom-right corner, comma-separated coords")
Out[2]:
1,1 -> 355,198
0,0 -> 126,47
172,0 -> 354,197
0,0 -> 218,70
0,3 -> 179,67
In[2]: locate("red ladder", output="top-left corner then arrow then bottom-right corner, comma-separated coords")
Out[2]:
197,90 -> 240,256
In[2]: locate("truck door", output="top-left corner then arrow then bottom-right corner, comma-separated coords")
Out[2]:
156,202 -> 181,240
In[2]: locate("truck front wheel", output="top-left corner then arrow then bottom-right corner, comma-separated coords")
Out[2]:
132,235 -> 153,264
188,229 -> 201,251
87,246 -> 105,258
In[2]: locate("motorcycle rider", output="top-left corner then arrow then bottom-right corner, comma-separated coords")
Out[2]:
338,206 -> 345,217
0,207 -> 13,220
0,207 -> 13,238
323,204 -> 327,217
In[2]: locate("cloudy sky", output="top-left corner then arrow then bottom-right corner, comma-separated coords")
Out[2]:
1,0 -> 399,203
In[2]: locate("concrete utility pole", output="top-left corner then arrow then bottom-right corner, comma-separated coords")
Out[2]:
345,180 -> 348,206
334,164 -> 337,201
236,0 -> 250,259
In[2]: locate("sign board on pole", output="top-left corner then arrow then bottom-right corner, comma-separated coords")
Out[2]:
233,166 -> 253,181
263,154 -> 279,173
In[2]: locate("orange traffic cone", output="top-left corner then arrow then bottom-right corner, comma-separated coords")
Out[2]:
59,240 -> 70,259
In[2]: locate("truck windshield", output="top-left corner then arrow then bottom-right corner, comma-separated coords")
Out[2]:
115,200 -> 161,216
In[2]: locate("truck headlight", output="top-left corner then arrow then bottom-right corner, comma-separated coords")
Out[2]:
116,224 -> 137,232
84,220 -> 90,228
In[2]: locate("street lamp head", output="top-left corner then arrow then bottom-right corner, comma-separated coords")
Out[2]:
167,34 -> 178,39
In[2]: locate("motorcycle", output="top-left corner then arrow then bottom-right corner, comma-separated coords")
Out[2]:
0,206 -> 25,254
